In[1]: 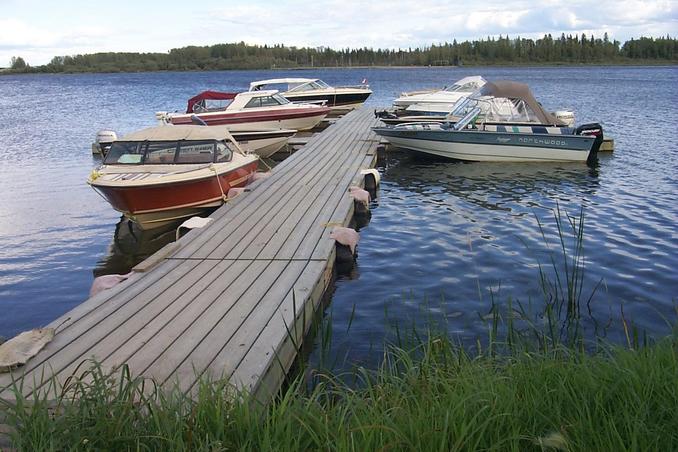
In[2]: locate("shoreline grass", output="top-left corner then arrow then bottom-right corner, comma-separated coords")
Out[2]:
1,333 -> 676,451
2,207 -> 677,450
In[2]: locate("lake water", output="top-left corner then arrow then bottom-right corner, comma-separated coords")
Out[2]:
0,67 -> 676,367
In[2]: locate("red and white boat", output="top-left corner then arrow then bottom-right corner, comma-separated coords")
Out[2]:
88,125 -> 259,230
156,90 -> 330,131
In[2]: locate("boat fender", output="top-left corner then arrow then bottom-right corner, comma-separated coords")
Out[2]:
176,216 -> 214,240
360,168 -> 380,190
248,171 -> 272,184
89,272 -> 133,298
330,227 -> 359,255
349,186 -> 370,214
227,187 -> 248,199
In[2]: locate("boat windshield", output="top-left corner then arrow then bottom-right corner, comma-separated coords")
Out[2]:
215,142 -> 234,162
244,94 -> 289,108
288,80 -> 329,92
443,81 -> 483,93
104,142 -> 144,164
175,141 -> 216,164
193,98 -> 234,113
104,140 -> 231,165
273,93 -> 290,104
144,141 -> 180,164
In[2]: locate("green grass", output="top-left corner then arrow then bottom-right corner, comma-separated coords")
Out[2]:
1,335 -> 677,451
2,207 -> 677,450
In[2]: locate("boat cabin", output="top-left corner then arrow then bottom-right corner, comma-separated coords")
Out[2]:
103,126 -> 243,165
441,75 -> 486,93
186,90 -> 291,114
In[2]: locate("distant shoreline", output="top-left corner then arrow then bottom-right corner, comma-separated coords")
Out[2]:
2,60 -> 676,76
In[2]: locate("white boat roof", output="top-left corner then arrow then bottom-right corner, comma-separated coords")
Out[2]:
238,89 -> 282,98
451,75 -> 485,87
249,78 -> 318,90
120,125 -> 238,142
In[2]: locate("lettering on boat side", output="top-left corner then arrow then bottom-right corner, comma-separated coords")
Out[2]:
517,137 -> 568,146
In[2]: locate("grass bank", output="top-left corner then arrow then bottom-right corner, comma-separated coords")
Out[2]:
2,208 -> 677,450
1,334 -> 676,451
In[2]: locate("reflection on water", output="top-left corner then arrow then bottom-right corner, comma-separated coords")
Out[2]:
383,150 -> 600,213
92,218 -> 177,278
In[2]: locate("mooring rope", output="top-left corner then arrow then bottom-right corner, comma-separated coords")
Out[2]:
209,164 -> 229,202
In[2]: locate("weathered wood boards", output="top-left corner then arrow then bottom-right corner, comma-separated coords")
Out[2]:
0,108 -> 380,405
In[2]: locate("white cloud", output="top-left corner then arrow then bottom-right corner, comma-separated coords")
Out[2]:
1,0 -> 676,66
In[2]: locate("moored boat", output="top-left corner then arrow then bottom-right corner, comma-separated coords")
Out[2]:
249,78 -> 372,109
156,90 -> 330,131
373,103 -> 603,164
392,76 -> 487,110
88,125 -> 260,229
94,126 -> 296,159
379,80 -> 576,127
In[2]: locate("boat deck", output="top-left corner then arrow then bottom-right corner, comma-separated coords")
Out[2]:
0,108 -> 380,405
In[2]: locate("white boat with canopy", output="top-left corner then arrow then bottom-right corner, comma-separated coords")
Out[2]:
249,78 -> 372,109
392,76 -> 487,110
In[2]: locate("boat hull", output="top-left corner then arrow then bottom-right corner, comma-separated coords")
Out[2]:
284,91 -> 371,108
91,161 -> 258,229
170,108 -> 328,131
230,130 -> 295,158
375,128 -> 594,163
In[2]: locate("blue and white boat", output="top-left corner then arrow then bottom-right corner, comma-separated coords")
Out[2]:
374,88 -> 603,164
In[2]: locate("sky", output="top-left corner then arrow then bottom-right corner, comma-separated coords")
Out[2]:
1,0 -> 676,66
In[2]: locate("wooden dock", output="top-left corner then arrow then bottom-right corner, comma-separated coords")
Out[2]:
0,108 -> 381,405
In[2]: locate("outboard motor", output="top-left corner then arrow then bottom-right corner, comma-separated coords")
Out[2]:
553,110 -> 576,127
92,130 -> 117,156
576,123 -> 604,165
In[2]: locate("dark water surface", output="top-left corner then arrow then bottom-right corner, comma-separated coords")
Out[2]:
0,67 -> 676,365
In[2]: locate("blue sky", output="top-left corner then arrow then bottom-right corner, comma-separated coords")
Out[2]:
1,0 -> 676,65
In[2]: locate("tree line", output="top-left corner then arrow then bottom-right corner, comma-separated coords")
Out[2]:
5,34 -> 677,74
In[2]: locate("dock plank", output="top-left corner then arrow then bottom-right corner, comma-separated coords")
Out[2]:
0,108 -> 381,405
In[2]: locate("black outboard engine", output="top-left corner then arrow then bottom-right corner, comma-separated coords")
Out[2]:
576,123 -> 604,165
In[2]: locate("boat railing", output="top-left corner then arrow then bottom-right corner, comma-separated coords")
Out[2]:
449,97 -> 473,117
337,84 -> 370,89
452,107 -> 482,131
393,121 -> 445,130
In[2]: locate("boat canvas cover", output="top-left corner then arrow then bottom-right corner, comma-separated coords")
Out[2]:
478,81 -> 565,126
186,91 -> 237,113
120,125 -> 237,143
